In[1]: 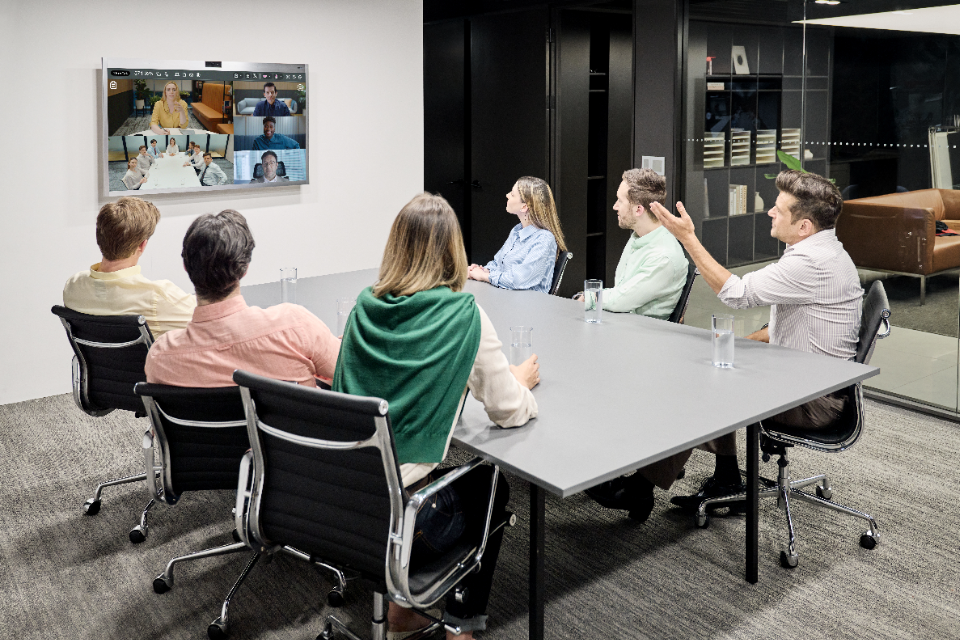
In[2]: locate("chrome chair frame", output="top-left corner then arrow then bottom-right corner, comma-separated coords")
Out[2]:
228,372 -> 509,640
53,306 -> 156,532
549,251 -> 573,296
667,265 -> 699,324
695,283 -> 891,568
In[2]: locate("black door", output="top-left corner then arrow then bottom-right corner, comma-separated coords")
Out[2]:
424,21 -> 468,241
469,8 -> 551,265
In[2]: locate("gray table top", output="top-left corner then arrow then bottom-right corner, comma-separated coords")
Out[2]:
243,269 -> 879,498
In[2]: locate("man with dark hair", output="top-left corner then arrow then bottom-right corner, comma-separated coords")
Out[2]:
199,153 -> 229,186
136,145 -> 154,172
183,142 -> 204,173
63,197 -> 195,338
147,139 -> 161,159
252,82 -> 292,117
574,168 -> 688,319
249,150 -> 289,183
252,116 -> 300,150
634,169 -> 863,515
145,210 -> 340,387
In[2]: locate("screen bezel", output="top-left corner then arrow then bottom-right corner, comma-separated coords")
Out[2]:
102,57 -> 309,197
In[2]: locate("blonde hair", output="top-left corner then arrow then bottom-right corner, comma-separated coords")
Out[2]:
515,176 -> 567,253
96,197 -> 160,260
374,193 -> 468,298
162,81 -> 180,98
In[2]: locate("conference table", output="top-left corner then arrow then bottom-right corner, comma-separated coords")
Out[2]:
242,268 -> 878,640
142,152 -> 202,189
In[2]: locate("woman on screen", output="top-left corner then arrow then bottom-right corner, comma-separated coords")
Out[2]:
166,139 -> 179,156
467,176 -> 566,293
150,81 -> 189,135
333,193 -> 539,640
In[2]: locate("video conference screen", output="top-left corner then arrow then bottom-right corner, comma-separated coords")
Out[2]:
102,58 -> 308,195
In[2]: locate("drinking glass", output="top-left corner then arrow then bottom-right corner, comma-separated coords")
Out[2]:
712,314 -> 735,368
584,280 -> 603,324
280,267 -> 297,304
337,298 -> 356,336
509,326 -> 534,366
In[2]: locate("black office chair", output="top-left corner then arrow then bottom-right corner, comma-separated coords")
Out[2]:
132,384 -> 252,576
695,281 -> 891,568
51,306 -> 156,539
667,264 -> 699,324
251,161 -> 287,179
549,251 -> 573,296
216,369 -> 513,640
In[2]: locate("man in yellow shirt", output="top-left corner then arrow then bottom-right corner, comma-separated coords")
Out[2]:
63,197 -> 196,338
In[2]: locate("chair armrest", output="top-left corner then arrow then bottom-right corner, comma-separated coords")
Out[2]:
234,450 -> 254,546
141,428 -> 162,501
836,202 -> 936,274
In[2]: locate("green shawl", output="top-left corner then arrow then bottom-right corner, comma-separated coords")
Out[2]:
332,285 -> 482,464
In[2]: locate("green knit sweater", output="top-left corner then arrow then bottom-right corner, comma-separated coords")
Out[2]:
332,286 -> 482,464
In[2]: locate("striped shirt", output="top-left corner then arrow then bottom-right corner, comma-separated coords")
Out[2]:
718,229 -> 862,359
485,223 -> 558,293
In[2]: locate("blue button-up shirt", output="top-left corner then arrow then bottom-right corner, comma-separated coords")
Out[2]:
252,133 -> 300,150
484,224 -> 558,293
253,99 -> 291,116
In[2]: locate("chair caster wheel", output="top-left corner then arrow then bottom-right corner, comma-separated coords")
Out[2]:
860,533 -> 878,550
676,468 -> 686,480
695,513 -> 709,528
129,526 -> 147,544
317,621 -> 334,640
779,550 -> 798,568
207,617 -> 228,640
815,485 -> 832,500
327,588 -> 345,608
507,513 -> 518,527
153,575 -> 172,594
231,529 -> 241,543
83,499 -> 101,515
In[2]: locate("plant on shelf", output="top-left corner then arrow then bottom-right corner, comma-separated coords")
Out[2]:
764,150 -> 835,182
134,80 -> 149,109
180,90 -> 191,105
297,87 -> 306,112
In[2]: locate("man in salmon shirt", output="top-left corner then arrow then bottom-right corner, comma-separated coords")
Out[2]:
145,209 -> 340,387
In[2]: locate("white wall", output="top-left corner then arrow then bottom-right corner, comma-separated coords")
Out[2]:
0,0 -> 424,404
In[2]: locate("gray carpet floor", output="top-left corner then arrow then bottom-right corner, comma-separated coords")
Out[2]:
1,393 -> 958,640
860,270 -> 960,339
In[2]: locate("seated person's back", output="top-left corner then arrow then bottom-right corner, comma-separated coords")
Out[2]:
584,168 -> 688,319
63,197 -> 195,338
145,209 -> 340,387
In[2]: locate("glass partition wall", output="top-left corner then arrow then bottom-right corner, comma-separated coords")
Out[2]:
681,0 -> 960,413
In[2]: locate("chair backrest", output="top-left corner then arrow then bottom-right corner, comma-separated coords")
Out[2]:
253,162 -> 263,178
52,306 -> 153,415
549,251 -> 573,296
233,369 -> 403,585
667,264 -> 699,324
277,161 -> 286,177
857,280 -> 892,366
134,383 -> 248,502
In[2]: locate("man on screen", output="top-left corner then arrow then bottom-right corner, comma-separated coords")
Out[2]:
251,116 -> 300,150
148,139 -> 161,159
199,153 -> 228,186
252,82 -> 291,117
137,145 -> 154,172
184,143 -> 204,173
122,157 -> 148,190
249,150 -> 289,183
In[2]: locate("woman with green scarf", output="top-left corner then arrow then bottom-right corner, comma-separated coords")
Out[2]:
333,193 -> 540,640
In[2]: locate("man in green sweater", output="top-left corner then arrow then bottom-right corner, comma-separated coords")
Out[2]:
576,168 -> 688,320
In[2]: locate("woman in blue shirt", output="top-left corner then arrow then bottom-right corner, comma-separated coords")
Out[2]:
467,176 -> 567,293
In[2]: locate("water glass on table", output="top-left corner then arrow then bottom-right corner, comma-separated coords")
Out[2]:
280,268 -> 297,304
337,298 -> 356,336
509,326 -> 533,366
712,314 -> 735,368
584,280 -> 603,324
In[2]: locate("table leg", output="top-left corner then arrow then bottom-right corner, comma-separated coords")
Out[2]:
746,422 -> 759,583
529,483 -> 545,640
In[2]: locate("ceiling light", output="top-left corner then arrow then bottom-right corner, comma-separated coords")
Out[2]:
815,0 -> 842,4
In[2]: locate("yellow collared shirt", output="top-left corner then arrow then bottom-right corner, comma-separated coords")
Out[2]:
150,99 -> 189,129
63,263 -> 197,338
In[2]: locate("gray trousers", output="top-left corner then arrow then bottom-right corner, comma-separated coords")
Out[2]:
639,390 -> 847,490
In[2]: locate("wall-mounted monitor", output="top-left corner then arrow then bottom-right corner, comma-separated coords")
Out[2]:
102,58 -> 308,196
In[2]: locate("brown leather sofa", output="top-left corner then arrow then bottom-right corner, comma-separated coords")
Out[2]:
836,189 -> 960,304
192,83 -> 227,132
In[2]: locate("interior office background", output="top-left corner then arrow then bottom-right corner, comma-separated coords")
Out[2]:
0,0 -> 423,405
423,0 -> 960,418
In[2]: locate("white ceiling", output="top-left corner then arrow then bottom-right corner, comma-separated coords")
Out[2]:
801,4 -> 960,35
